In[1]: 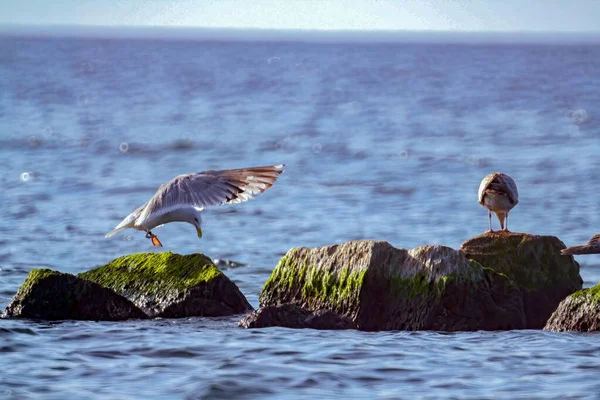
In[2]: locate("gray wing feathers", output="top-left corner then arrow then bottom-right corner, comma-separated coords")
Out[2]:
477,174 -> 496,204
136,164 -> 284,224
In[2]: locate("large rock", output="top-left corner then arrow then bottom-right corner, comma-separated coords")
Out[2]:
79,252 -> 252,318
544,284 -> 600,332
4,269 -> 147,321
460,232 -> 582,328
258,240 -> 525,331
238,304 -> 357,330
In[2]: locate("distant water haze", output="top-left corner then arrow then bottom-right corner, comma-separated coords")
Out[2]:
1,24 -> 600,44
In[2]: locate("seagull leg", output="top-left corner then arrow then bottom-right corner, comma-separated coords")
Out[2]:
504,213 -> 510,232
145,231 -> 163,247
487,211 -> 494,233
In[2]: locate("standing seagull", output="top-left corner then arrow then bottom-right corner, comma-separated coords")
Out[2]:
478,172 -> 519,232
106,164 -> 285,246
561,234 -> 600,255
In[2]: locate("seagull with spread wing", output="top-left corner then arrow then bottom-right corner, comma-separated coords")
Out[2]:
561,234 -> 600,255
106,164 -> 285,246
478,172 -> 519,232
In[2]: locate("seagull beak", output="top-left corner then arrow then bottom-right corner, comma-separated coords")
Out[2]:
196,225 -> 203,239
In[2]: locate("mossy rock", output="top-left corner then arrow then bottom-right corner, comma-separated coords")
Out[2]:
78,252 -> 252,318
258,240 -> 525,331
5,269 -> 147,321
460,232 -> 583,328
544,283 -> 600,332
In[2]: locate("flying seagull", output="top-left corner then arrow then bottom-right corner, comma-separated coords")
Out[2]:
106,164 -> 285,246
478,172 -> 519,232
561,234 -> 600,255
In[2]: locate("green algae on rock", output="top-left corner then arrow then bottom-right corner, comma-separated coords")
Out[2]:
5,269 -> 147,321
460,232 -> 583,329
544,283 -> 600,332
79,252 -> 252,318
258,240 -> 525,331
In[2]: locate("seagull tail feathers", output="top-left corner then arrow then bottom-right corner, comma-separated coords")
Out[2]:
105,226 -> 129,238
105,211 -> 138,238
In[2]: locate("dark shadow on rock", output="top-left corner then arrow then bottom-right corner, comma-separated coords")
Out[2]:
460,231 -> 582,329
4,269 -> 147,321
4,252 -> 254,321
258,240 -> 527,331
79,252 -> 253,318
238,304 -> 357,330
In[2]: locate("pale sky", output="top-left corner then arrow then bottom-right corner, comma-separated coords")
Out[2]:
0,0 -> 599,32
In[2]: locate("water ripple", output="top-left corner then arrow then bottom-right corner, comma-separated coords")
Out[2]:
1,36 -> 600,399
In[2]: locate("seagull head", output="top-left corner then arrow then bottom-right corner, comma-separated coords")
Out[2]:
192,214 -> 203,239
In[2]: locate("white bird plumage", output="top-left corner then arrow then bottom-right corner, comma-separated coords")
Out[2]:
106,164 -> 285,246
477,172 -> 519,232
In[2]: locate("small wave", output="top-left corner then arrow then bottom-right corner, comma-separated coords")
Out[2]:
213,259 -> 248,269
373,186 -> 416,197
0,327 -> 37,336
198,380 -> 275,399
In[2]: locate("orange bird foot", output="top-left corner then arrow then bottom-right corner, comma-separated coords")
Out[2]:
145,231 -> 163,247
151,235 -> 163,247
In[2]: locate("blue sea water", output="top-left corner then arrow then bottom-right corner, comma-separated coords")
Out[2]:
1,28 -> 600,398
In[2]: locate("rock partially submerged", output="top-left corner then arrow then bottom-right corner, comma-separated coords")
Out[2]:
251,233 -> 584,331
460,232 -> 582,328
5,269 -> 147,321
256,240 -> 526,331
4,252 -> 253,321
238,304 -> 357,330
79,252 -> 253,318
544,284 -> 600,332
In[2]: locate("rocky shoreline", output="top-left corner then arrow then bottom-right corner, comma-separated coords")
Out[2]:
4,232 -> 598,332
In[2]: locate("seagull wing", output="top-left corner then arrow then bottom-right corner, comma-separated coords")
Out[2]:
500,174 -> 519,205
588,234 -> 600,245
135,164 -> 285,226
478,173 -> 497,204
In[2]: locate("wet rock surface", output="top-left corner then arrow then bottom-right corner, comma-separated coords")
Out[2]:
4,269 -> 147,321
544,283 -> 600,332
460,232 -> 583,328
258,240 -> 527,331
238,304 -> 357,330
79,252 -> 253,318
5,252 -> 253,321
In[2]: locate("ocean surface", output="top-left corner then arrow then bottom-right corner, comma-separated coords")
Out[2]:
1,28 -> 600,399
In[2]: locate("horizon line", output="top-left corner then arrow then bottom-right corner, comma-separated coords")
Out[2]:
1,23 -> 599,44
